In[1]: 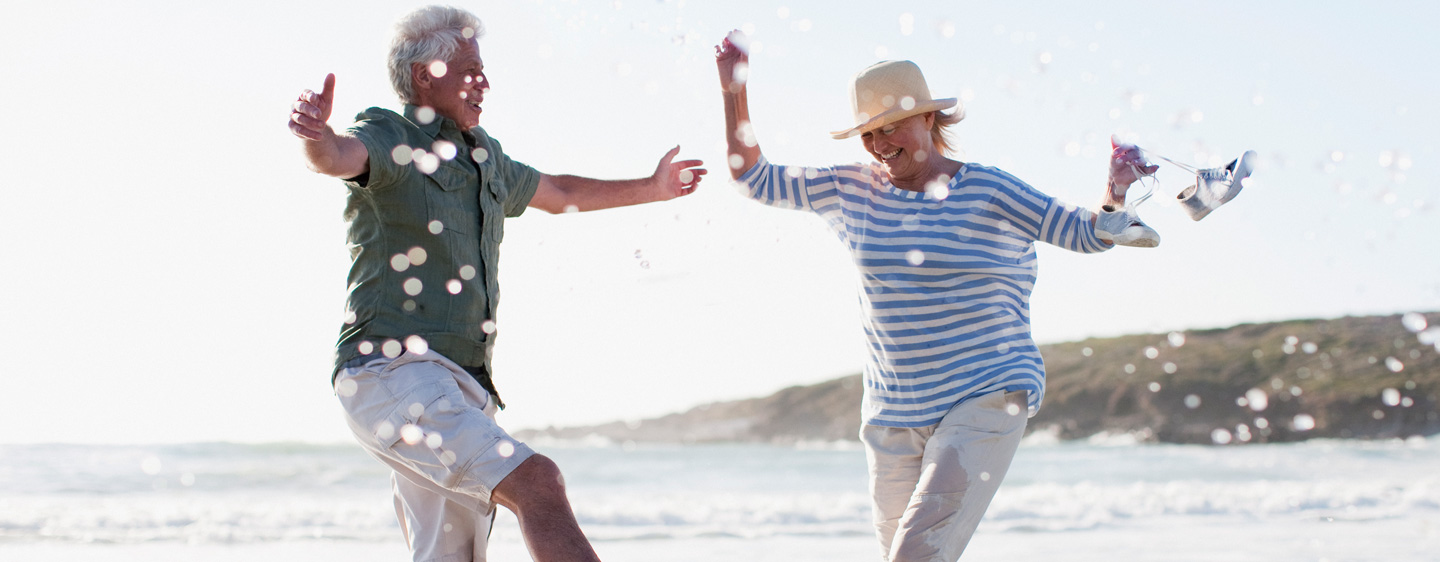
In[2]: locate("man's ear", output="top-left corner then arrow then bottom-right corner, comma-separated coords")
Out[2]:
411,62 -> 433,92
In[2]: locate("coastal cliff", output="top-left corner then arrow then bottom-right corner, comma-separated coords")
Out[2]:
515,313 -> 1440,445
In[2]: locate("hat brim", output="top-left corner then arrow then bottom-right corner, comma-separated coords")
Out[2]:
829,98 -> 958,140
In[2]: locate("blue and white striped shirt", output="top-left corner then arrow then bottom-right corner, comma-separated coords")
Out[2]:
738,155 -> 1111,427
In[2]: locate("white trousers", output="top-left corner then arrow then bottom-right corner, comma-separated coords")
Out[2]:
860,390 -> 1028,562
335,350 -> 536,562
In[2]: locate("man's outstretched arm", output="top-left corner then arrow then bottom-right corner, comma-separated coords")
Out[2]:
289,73 -> 370,179
529,146 -> 705,214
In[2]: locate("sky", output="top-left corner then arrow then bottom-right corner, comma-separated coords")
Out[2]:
1,0 -> 1436,444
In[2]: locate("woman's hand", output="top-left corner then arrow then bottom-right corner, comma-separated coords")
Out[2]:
1107,136 -> 1159,204
715,30 -> 750,94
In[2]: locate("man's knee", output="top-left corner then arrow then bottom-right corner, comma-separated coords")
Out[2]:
493,454 -> 568,511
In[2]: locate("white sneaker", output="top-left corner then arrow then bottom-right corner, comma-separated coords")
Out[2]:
1095,187 -> 1160,248
1177,150 -> 1257,221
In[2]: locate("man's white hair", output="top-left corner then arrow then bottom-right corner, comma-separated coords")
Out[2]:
388,5 -> 484,104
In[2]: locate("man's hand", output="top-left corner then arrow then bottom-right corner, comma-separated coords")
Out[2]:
290,74 -> 337,141
652,145 -> 706,200
289,74 -> 369,179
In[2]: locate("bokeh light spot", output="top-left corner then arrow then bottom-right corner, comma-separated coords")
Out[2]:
401,424 -> 424,445
1402,312 -> 1428,333
405,335 -> 429,355
459,265 -> 477,280
391,145 -> 414,165
1246,389 -> 1269,412
433,140 -> 457,161
404,278 -> 423,296
428,220 -> 444,235
428,60 -> 448,78
407,247 -> 428,266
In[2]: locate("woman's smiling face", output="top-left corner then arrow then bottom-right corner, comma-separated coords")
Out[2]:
861,112 -> 937,188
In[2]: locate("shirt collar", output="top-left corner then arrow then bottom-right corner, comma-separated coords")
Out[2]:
402,104 -> 466,141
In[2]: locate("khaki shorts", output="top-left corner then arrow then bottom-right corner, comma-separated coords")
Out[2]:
861,389 -> 1029,562
335,350 -> 535,562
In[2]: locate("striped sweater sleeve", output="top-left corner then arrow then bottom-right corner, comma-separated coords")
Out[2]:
735,154 -> 845,213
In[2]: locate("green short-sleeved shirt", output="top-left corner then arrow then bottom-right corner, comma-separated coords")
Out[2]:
333,105 -> 540,376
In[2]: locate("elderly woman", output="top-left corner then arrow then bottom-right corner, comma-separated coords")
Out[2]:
715,34 -> 1156,561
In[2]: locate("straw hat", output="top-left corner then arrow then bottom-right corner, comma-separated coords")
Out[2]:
830,60 -> 958,140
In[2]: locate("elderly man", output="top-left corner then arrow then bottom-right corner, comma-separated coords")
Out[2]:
288,6 -> 703,562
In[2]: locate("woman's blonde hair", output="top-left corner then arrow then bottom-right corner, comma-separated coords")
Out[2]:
929,106 -> 965,156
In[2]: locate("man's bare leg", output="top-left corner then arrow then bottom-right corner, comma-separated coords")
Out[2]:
492,455 -> 601,562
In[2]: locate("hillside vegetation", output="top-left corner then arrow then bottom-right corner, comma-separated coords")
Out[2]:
515,313 -> 1440,445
